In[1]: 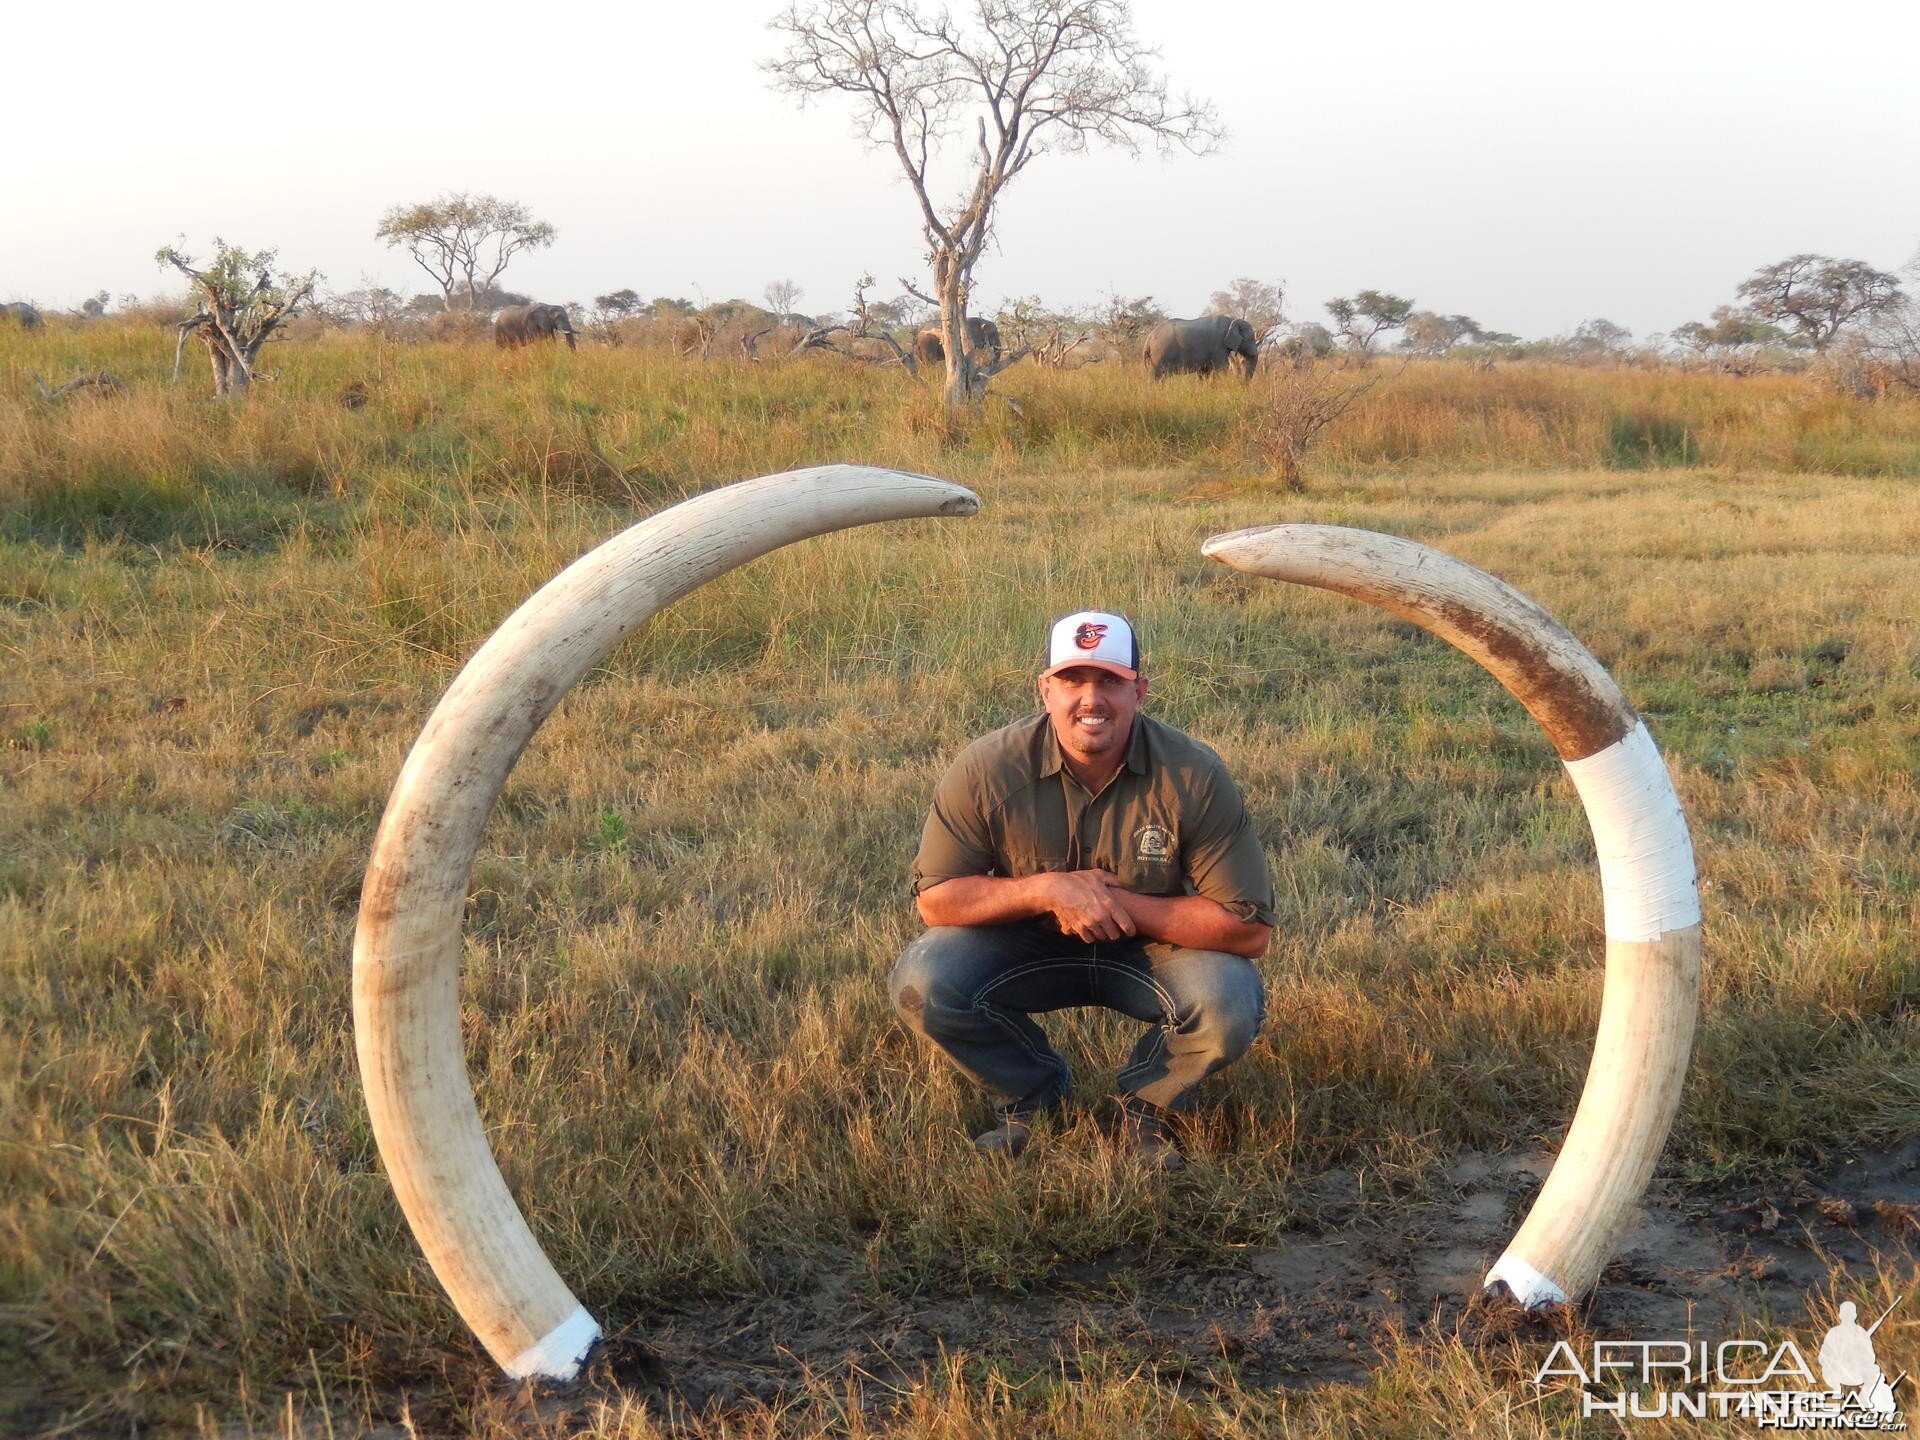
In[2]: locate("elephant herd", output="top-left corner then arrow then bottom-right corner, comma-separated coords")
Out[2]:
912,313 -> 1256,379
4,291 -> 1258,381
487,302 -> 1257,382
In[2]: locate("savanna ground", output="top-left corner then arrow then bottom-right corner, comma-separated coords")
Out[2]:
3,325 -> 1919,1437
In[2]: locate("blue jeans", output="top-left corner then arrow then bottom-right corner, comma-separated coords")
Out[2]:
888,922 -> 1265,1118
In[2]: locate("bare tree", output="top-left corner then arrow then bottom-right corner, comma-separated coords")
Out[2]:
1208,278 -> 1285,349
1326,290 -> 1413,358
1735,253 -> 1903,353
765,0 -> 1220,410
1250,361 -> 1387,493
767,274 -> 918,368
840,273 -> 918,369
764,277 -> 806,321
326,279 -> 413,340
375,193 -> 555,313
157,241 -> 318,397
997,294 -> 1091,367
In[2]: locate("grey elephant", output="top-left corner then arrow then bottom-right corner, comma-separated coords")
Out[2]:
1,301 -> 44,331
913,316 -> 1001,366
492,303 -> 576,350
1144,315 -> 1259,380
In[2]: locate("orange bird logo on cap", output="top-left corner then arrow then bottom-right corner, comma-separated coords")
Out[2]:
1074,622 -> 1108,650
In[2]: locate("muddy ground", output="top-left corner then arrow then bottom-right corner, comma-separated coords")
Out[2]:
489,1135 -> 1920,1428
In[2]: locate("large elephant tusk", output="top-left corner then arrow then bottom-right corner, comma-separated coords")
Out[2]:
1200,523 -> 1701,1308
353,465 -> 980,1379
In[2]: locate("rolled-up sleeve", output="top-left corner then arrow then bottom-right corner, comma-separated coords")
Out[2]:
911,756 -> 996,895
1182,771 -> 1277,928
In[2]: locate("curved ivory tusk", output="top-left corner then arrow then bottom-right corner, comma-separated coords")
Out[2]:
353,466 -> 980,1378
1200,523 -> 1701,1308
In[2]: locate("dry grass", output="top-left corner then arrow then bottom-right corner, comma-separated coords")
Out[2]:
3,324 -> 1918,1435
5,325 -> 1920,548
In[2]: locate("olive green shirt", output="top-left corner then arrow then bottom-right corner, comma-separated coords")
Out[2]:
912,713 -> 1277,927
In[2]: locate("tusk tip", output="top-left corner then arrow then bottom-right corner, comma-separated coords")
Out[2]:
1200,526 -> 1275,566
819,464 -> 979,517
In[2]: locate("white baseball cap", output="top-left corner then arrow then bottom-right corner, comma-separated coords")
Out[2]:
1041,610 -> 1140,680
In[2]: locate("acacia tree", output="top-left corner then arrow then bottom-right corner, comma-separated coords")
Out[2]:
1567,317 -> 1633,359
1671,305 -> 1788,371
375,193 -> 555,313
157,241 -> 318,396
765,0 -> 1220,410
1400,311 -> 1483,355
1735,254 -> 1902,352
1326,290 -> 1413,357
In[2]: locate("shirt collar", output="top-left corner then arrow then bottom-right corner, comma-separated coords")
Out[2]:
1039,718 -> 1065,777
1036,714 -> 1152,778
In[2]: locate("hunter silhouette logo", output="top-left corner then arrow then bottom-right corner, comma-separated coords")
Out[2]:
1074,622 -> 1108,650
1534,1292 -> 1907,1427
1819,1300 -> 1905,1419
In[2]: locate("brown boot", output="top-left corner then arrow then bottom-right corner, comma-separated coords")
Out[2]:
1119,1103 -> 1185,1172
973,1116 -> 1034,1159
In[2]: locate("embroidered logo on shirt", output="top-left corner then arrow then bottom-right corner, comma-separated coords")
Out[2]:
1135,824 -> 1174,862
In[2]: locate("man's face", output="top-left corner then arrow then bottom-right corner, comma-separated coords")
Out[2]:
1038,665 -> 1148,771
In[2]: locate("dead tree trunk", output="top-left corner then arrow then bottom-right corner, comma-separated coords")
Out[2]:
913,263 -> 1027,407
158,245 -> 315,398
848,275 -> 916,374
936,270 -> 982,408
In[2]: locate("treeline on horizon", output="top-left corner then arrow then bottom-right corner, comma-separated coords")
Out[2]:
12,255 -> 1920,382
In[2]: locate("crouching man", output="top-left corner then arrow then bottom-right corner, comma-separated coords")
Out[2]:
890,610 -> 1275,1169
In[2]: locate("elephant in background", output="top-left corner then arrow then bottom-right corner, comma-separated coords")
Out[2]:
2,302 -> 44,330
492,303 -> 576,350
913,316 -> 1001,366
1144,315 -> 1259,380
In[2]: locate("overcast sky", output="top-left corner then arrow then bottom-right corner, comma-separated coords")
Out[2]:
6,0 -> 1916,339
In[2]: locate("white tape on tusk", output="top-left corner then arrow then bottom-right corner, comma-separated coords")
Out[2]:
504,1304 -> 601,1381
1485,1252 -> 1568,1308
1561,722 -> 1700,943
